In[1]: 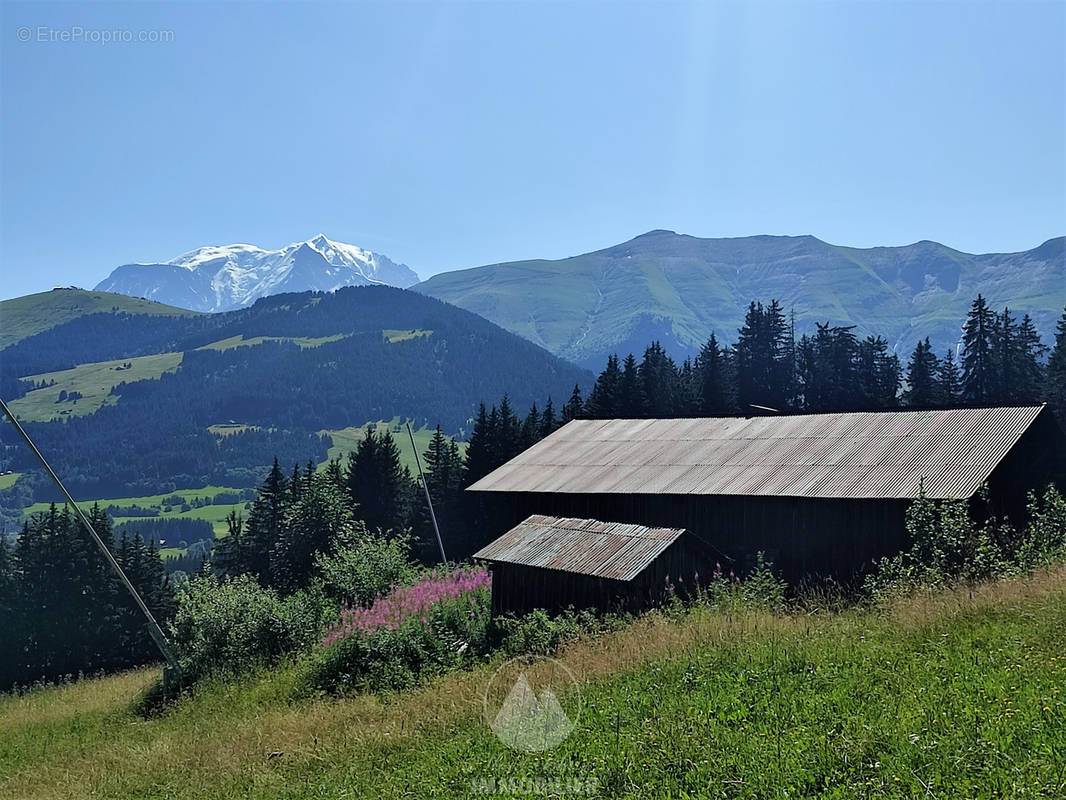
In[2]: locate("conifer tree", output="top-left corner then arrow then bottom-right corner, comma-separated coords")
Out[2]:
271,472 -> 360,594
1045,308 -> 1066,417
345,427 -> 408,534
697,332 -> 736,416
561,384 -> 584,422
618,354 -> 642,417
243,458 -> 290,584
904,338 -> 941,408
539,397 -> 557,437
638,342 -> 679,416
586,355 -> 622,418
1015,313 -> 1047,404
938,348 -> 962,405
464,403 -> 497,484
961,294 -> 997,404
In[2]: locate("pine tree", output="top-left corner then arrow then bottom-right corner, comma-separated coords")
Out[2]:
539,397 -> 557,437
938,348 -> 962,405
1045,308 -> 1066,417
586,355 -> 622,418
345,427 -> 408,534
638,342 -> 679,416
1015,313 -> 1047,404
243,459 -> 291,584
464,403 -> 497,484
561,384 -> 584,422
697,332 -> 736,416
618,354 -> 642,417
271,472 -> 360,594
903,338 -> 941,408
961,294 -> 997,404
734,300 -> 791,412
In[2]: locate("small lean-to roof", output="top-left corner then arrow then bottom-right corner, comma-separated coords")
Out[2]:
467,406 -> 1047,500
473,514 -> 686,581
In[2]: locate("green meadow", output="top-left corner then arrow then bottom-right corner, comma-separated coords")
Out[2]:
8,352 -> 184,422
1,568 -> 1064,799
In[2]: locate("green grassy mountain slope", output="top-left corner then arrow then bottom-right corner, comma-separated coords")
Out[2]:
415,231 -> 1066,368
0,286 -> 590,504
1,568 -> 1063,799
0,289 -> 201,350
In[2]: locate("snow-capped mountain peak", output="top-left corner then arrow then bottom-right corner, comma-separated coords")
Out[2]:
95,236 -> 420,312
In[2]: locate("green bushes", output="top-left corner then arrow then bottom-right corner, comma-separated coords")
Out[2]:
303,586 -> 492,694
867,484 -> 1066,598
167,575 -> 330,683
313,533 -> 417,606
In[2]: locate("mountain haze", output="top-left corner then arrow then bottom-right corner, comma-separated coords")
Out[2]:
95,235 -> 420,312
415,231 -> 1066,368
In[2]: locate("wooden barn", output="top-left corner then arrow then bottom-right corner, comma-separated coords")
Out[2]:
467,406 -> 1066,584
473,515 -> 713,615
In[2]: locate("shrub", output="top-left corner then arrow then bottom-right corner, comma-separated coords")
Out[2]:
305,570 -> 492,694
313,533 -> 417,607
493,607 -> 601,657
168,574 -> 330,683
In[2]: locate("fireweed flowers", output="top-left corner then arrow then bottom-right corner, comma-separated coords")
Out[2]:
322,567 -> 491,646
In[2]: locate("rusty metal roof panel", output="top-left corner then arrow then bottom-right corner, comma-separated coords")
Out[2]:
466,406 -> 1047,500
473,515 -> 687,581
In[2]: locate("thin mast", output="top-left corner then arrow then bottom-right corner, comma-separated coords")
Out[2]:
406,421 -> 448,569
0,397 -> 182,682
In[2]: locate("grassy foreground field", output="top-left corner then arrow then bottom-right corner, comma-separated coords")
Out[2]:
2,568 -> 1065,799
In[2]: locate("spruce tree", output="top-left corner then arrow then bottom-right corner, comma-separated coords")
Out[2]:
539,397 -> 557,437
346,427 -> 408,534
618,354 -> 642,417
271,472 -> 359,594
243,458 -> 290,584
586,355 -> 622,418
961,294 -> 997,404
903,338 -> 941,408
561,384 -> 584,422
638,342 -> 679,416
697,332 -> 736,415
1015,314 -> 1047,404
938,348 -> 962,406
1045,308 -> 1066,417
464,403 -> 497,484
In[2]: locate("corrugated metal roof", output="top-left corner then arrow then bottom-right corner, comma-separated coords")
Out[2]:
473,514 -> 686,581
467,406 -> 1047,500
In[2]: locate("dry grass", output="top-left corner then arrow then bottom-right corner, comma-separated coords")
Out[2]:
3,566 -> 1065,799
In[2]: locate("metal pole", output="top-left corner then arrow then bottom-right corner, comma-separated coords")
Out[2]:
0,397 -> 182,684
406,421 -> 448,569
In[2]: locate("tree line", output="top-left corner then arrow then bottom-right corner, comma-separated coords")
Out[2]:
578,296 -> 1065,419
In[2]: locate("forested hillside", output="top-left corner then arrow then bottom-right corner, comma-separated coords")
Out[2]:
0,287 -> 590,516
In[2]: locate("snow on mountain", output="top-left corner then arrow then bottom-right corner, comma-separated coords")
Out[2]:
95,235 -> 420,312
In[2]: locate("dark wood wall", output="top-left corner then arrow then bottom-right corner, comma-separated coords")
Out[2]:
488,533 -> 716,615
476,491 -> 909,584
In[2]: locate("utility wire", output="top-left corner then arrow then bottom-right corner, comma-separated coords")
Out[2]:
0,397 -> 182,685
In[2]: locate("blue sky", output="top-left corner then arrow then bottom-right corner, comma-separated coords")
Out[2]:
2,1 -> 1063,300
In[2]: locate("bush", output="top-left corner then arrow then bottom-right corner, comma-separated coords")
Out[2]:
313,533 -> 417,607
493,607 -> 601,656
304,578 -> 492,694
168,574 -> 331,683
867,484 -> 1066,599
